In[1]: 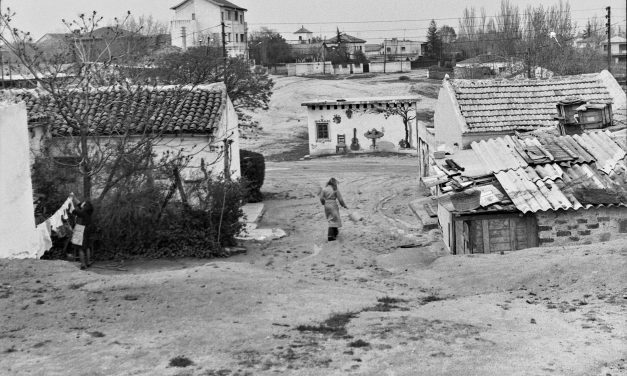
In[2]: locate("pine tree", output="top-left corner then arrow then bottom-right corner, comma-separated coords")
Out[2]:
426,19 -> 442,60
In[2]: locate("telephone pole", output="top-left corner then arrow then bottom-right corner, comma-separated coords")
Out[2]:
605,6 -> 611,72
221,22 -> 227,83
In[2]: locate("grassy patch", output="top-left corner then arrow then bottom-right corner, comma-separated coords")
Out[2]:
296,311 -> 358,337
348,339 -> 370,348
364,296 -> 409,312
421,295 -> 445,304
169,355 -> 194,368
411,84 -> 440,99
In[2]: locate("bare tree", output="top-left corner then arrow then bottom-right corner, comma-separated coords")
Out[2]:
371,102 -> 418,148
0,5 -> 220,202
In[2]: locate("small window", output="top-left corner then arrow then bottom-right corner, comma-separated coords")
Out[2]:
234,11 -> 238,20
240,14 -> 244,23
226,10 -> 231,20
316,122 -> 329,141
235,34 -> 239,42
401,46 -> 406,52
221,12 -> 224,20
227,33 -> 231,42
240,34 -> 245,43
191,13 -> 196,20
386,47 -> 391,53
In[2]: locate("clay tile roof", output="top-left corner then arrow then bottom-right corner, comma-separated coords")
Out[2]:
20,84 -> 226,137
294,26 -> 312,34
449,71 -> 624,133
326,33 -> 366,44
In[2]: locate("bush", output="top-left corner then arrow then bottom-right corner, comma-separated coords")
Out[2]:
33,150 -> 247,260
399,75 -> 410,81
95,177 -> 247,259
240,149 -> 265,202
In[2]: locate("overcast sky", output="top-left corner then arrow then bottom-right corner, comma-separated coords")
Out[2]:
2,0 -> 626,42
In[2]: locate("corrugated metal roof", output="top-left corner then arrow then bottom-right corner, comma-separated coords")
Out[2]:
495,158 -> 627,213
471,131 -> 625,173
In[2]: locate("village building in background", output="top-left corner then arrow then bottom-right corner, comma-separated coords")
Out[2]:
601,36 -> 627,64
453,54 -> 531,79
301,96 -> 420,156
170,0 -> 248,57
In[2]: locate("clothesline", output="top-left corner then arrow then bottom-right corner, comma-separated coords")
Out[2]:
34,197 -> 74,258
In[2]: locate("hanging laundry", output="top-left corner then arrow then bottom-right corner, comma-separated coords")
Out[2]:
48,197 -> 74,234
34,221 -> 53,258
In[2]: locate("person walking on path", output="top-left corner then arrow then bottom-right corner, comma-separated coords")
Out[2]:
70,193 -> 94,269
319,178 -> 348,241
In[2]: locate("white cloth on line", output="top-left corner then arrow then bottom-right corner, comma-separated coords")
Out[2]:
49,197 -> 74,233
35,221 -> 53,258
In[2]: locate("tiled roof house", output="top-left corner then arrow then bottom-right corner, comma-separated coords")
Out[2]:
23,83 -> 240,179
433,70 -> 626,151
427,130 -> 627,255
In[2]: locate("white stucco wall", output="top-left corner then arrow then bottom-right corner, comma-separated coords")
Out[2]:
171,0 -> 247,56
369,61 -> 411,73
305,102 -> 417,156
434,82 -> 465,152
0,102 -> 38,258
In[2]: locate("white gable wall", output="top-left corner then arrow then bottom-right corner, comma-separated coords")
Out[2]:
434,83 -> 465,152
0,102 -> 38,258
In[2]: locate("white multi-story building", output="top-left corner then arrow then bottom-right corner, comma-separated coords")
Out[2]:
170,0 -> 248,57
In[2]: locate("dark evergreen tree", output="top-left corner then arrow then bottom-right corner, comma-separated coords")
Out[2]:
426,19 -> 442,60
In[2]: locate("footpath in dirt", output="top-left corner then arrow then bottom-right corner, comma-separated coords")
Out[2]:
1,156 -> 626,376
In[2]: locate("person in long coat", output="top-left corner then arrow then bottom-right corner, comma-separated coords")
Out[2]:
319,178 -> 348,241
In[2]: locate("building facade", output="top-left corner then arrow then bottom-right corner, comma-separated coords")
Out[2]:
301,96 -> 420,156
601,36 -> 627,64
170,0 -> 248,57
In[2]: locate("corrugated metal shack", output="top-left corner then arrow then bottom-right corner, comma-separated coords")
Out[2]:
424,131 -> 627,255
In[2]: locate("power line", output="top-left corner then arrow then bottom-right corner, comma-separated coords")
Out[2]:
246,7 -> 623,26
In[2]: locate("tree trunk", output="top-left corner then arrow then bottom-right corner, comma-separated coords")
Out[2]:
79,123 -> 92,200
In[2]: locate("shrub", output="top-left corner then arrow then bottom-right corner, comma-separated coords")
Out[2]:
399,75 -> 410,81
33,150 -> 247,260
240,149 -> 265,202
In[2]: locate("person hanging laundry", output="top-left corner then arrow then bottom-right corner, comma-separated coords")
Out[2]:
319,177 -> 348,241
69,193 -> 94,270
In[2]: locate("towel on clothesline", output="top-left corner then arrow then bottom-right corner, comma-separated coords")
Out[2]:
48,197 -> 74,234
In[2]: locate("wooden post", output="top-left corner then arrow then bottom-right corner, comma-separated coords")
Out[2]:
606,7 -> 612,72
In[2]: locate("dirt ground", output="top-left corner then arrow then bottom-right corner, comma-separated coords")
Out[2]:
2,72 -> 626,375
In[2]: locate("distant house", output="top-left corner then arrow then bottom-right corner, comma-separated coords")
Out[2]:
22,83 -> 240,181
170,0 -> 248,57
293,25 -> 314,44
454,54 -> 528,79
383,38 -> 423,60
301,96 -> 420,156
601,36 -> 627,64
417,70 -> 627,178
325,33 -> 366,59
364,43 -> 382,59
426,131 -> 627,255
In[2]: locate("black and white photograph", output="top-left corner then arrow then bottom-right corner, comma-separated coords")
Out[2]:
1,0 -> 626,374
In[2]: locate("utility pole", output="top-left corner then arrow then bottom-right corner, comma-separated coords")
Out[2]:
383,41 -> 387,73
526,47 -> 531,78
221,22 -> 227,83
605,6 -> 611,73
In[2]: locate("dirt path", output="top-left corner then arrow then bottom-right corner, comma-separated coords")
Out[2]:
2,156 -> 626,376
2,74 -> 626,375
